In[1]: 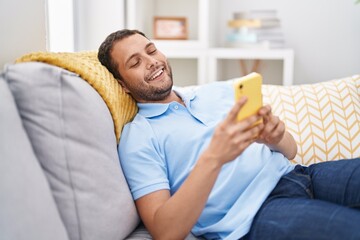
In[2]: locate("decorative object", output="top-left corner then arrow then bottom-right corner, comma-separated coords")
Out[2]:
226,9 -> 285,49
153,17 -> 188,40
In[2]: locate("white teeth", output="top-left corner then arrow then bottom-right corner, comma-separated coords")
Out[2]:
152,69 -> 163,80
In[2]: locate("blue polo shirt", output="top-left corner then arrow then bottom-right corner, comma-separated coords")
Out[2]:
119,81 -> 295,239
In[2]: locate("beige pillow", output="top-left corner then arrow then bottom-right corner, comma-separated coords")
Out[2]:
262,75 -> 360,165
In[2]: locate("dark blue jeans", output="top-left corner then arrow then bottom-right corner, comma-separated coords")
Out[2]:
243,158 -> 360,240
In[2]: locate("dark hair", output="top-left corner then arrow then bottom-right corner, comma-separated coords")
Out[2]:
98,29 -> 147,80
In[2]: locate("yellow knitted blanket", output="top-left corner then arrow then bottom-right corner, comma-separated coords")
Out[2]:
16,51 -> 138,143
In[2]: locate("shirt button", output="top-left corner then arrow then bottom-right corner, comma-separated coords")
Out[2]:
174,105 -> 179,110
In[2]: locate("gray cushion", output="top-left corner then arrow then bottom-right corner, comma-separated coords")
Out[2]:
0,75 -> 68,240
125,223 -> 203,239
4,62 -> 139,240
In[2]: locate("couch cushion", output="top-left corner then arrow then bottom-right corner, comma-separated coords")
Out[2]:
262,75 -> 360,165
4,62 -> 139,240
125,223 -> 203,239
16,51 -> 138,143
0,73 -> 68,240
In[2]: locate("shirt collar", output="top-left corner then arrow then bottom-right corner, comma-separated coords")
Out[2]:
137,87 -> 196,118
173,86 -> 196,106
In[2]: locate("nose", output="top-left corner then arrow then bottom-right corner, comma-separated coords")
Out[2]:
145,56 -> 158,70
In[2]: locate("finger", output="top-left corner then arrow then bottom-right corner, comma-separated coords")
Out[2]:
268,114 -> 278,128
225,96 -> 248,123
234,113 -> 263,133
258,106 -> 271,125
259,115 -> 278,138
234,123 -> 263,144
270,120 -> 285,139
263,118 -> 284,142
258,105 -> 271,117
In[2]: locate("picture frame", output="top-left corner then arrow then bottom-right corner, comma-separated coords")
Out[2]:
153,17 -> 188,40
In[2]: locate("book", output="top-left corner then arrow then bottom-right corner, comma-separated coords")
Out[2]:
228,18 -> 281,28
228,19 -> 261,28
226,9 -> 286,49
259,18 -> 281,28
226,31 -> 257,43
233,9 -> 277,20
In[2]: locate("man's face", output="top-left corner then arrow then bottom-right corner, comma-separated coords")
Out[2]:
111,33 -> 173,103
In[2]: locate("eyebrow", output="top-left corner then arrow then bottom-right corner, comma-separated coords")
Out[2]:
125,42 -> 155,66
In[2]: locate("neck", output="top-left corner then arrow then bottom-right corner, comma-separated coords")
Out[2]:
162,91 -> 184,105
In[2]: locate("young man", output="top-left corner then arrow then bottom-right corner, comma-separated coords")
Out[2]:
98,29 -> 360,240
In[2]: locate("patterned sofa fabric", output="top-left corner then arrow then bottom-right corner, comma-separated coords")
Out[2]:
262,75 -> 360,165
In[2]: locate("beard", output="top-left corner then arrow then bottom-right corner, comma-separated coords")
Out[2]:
126,62 -> 174,102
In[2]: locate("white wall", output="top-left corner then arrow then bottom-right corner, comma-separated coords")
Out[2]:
46,0 -> 74,52
0,0 -> 125,66
0,0 -> 47,69
74,0 -> 125,51
2,0 -> 358,84
45,0 -> 125,52
217,0 -> 360,84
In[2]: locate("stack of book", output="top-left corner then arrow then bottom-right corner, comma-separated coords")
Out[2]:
226,10 -> 285,49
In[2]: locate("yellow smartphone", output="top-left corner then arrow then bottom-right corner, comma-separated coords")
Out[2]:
233,72 -> 263,123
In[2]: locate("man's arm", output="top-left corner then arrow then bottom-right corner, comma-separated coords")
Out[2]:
135,97 -> 263,240
256,105 -> 297,160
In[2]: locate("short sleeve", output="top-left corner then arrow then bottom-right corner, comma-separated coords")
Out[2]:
118,115 -> 169,200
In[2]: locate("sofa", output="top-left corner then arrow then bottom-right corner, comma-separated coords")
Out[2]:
0,51 -> 359,240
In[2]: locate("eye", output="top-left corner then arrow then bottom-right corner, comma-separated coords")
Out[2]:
130,59 -> 140,68
148,48 -> 157,55
131,63 -> 138,67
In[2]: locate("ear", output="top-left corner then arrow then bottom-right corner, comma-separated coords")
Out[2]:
117,79 -> 130,94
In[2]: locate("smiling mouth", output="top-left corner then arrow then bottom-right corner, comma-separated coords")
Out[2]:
148,67 -> 165,81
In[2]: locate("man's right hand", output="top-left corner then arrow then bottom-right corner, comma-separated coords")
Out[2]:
202,96 -> 264,167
